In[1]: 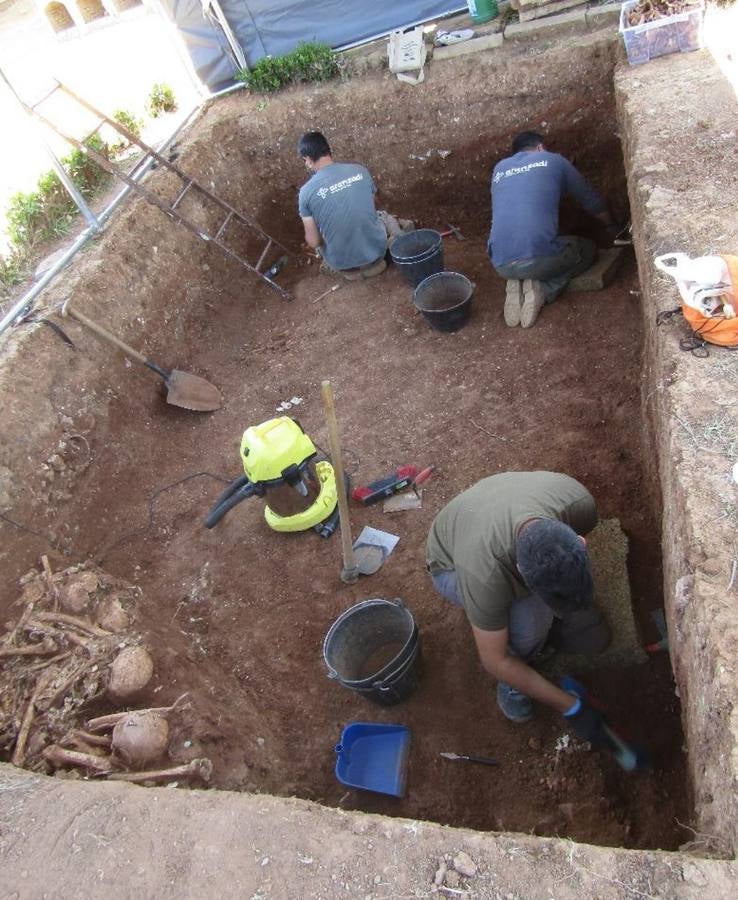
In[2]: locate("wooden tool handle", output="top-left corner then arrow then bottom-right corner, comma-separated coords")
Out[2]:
63,303 -> 148,366
321,380 -> 358,584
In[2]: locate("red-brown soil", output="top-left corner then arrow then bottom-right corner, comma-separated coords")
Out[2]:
0,35 -> 690,850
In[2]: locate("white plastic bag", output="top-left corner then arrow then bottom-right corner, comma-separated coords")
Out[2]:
654,253 -> 735,317
388,27 -> 427,84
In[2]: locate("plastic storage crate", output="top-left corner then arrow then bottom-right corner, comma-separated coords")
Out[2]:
619,1 -> 704,66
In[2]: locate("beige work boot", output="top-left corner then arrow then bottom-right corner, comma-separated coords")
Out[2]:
504,280 -> 523,327
340,257 -> 387,282
520,279 -> 546,328
361,257 -> 387,279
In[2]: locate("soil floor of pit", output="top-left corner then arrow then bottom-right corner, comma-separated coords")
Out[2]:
2,256 -> 689,849
0,31 -> 692,851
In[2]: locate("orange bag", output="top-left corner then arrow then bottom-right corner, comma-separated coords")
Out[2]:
679,255 -> 738,348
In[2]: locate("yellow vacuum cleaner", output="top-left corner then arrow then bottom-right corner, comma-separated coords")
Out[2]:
204,416 -> 340,536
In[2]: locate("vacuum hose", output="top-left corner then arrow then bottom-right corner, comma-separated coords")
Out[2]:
205,475 -> 264,528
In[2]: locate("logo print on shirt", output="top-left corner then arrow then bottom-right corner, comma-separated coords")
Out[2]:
493,160 -> 548,183
316,173 -> 364,200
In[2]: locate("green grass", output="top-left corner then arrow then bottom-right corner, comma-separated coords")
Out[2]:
237,42 -> 340,93
0,251 -> 25,297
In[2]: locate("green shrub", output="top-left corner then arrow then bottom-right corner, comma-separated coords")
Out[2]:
113,108 -> 143,138
6,191 -> 44,248
4,136 -> 110,251
238,55 -> 294,93
0,249 -> 25,293
237,42 -> 340,93
110,109 -> 143,157
290,41 -> 340,84
62,135 -> 109,198
147,83 -> 177,118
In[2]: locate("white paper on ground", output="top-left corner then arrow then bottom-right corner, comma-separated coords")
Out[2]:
353,526 -> 400,556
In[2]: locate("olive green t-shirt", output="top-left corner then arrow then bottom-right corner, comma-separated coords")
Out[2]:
426,472 -> 597,631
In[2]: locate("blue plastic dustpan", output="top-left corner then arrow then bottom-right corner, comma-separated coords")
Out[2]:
335,722 -> 411,797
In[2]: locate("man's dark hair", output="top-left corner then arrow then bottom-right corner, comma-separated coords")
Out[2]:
298,131 -> 331,162
512,131 -> 545,154
515,519 -> 593,616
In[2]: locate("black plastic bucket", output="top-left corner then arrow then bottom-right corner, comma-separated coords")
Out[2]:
323,598 -> 422,706
390,229 -> 444,287
413,271 -> 474,332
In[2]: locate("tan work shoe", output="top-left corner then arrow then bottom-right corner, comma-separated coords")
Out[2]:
520,279 -> 546,328
360,257 -> 387,279
341,257 -> 387,282
504,279 -> 523,327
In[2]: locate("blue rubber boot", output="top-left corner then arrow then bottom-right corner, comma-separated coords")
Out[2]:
496,681 -> 533,723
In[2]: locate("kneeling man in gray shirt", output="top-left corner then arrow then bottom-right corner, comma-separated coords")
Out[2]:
298,132 -> 396,280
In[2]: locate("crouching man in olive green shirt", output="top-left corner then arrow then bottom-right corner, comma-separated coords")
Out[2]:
426,471 -> 612,739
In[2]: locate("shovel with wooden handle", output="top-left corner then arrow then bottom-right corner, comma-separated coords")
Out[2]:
61,301 -> 222,412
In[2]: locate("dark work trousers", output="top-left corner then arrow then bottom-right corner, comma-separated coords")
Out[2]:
430,568 -> 611,660
494,235 -> 598,303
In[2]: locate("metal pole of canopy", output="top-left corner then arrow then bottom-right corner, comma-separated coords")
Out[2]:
203,0 -> 248,70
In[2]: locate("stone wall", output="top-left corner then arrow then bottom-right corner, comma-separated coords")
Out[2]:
616,45 -> 738,855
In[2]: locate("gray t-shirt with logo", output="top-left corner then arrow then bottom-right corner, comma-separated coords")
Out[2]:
426,472 -> 597,631
298,162 -> 387,270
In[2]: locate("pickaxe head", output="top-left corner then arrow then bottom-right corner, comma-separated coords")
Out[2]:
441,223 -> 464,241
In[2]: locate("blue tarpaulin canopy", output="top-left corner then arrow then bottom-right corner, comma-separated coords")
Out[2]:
159,0 -> 466,91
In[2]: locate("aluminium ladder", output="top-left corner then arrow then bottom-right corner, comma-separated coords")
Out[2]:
25,81 -> 293,300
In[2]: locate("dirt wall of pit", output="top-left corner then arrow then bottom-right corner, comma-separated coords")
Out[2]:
616,50 -> 738,855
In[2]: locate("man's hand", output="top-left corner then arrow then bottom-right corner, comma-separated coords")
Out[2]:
472,625 -> 583,713
301,216 -> 323,251
560,677 -> 610,747
564,697 -> 609,747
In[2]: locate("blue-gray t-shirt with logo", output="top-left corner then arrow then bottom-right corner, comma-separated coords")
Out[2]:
488,150 -> 606,267
298,162 -> 387,270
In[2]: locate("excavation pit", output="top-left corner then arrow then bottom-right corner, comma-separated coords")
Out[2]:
4,20 -> 730,874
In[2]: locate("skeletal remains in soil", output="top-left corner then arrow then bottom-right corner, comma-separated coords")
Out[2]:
1,560 -> 210,786
37,695 -> 205,783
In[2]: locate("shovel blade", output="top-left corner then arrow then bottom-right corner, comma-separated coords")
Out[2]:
165,370 -> 223,412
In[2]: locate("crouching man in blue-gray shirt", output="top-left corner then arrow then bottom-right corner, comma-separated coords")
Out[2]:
298,132 -> 412,282
488,131 -> 617,329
